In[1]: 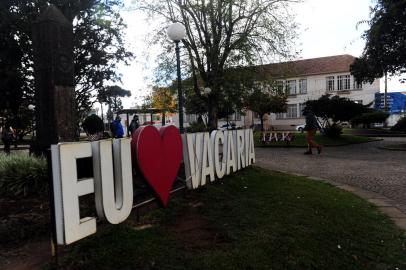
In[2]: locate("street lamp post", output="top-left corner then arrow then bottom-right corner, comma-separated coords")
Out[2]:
167,22 -> 186,133
28,104 -> 35,137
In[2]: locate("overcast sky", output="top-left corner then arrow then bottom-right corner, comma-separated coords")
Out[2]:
117,0 -> 406,108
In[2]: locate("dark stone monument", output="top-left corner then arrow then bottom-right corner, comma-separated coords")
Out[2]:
32,5 -> 76,155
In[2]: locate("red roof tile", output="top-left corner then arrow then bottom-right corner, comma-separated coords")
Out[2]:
259,54 -> 356,78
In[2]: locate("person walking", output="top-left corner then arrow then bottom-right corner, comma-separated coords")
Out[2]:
303,109 -> 322,155
129,115 -> 140,136
1,124 -> 13,154
111,116 -> 124,138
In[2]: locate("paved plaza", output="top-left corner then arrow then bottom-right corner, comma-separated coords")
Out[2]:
255,138 -> 406,213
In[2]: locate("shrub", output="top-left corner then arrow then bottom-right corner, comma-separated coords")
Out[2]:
351,111 -> 390,128
186,122 -> 208,133
0,154 -> 48,198
82,114 -> 104,135
391,116 -> 406,132
324,124 -> 342,138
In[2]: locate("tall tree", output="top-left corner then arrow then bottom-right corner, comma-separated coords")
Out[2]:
134,0 -> 298,129
0,0 -> 133,130
151,86 -> 177,125
351,0 -> 406,83
98,85 -> 131,120
244,80 -> 287,131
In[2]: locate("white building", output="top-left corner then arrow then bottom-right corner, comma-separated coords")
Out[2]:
244,54 -> 380,130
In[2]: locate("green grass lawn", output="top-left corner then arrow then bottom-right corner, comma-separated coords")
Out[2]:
46,168 -> 406,270
255,132 -> 375,147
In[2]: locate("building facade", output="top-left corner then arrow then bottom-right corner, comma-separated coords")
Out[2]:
245,55 -> 380,130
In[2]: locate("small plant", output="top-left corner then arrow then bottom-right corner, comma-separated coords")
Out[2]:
186,121 -> 208,133
324,124 -> 342,138
0,154 -> 48,198
391,116 -> 406,132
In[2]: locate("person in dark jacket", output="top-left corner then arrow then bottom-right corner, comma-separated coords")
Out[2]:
1,124 -> 13,154
129,115 -> 140,136
303,109 -> 322,155
111,116 -> 124,138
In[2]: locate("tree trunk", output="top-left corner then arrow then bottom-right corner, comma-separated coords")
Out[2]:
208,104 -> 218,131
260,115 -> 264,131
162,112 -> 166,126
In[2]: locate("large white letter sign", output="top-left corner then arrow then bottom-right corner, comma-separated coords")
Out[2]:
236,129 -> 246,170
201,132 -> 215,185
183,129 -> 256,190
182,133 -> 204,189
248,129 -> 256,165
245,129 -> 250,166
211,130 -> 226,179
92,139 -> 133,224
225,131 -> 237,175
51,142 -> 96,245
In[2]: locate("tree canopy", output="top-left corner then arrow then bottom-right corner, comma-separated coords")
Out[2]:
305,95 -> 369,127
98,85 -> 131,119
244,81 -> 287,131
0,0 -> 132,131
134,0 -> 298,129
151,86 -> 177,113
351,0 -> 406,83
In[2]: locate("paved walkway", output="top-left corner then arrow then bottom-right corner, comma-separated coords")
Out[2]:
255,138 -> 406,215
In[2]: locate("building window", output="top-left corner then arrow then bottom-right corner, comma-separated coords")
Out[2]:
299,103 -> 306,116
326,76 -> 335,91
235,111 -> 241,121
286,104 -> 298,118
353,78 -> 362,89
185,114 -> 197,123
286,80 -> 297,95
299,79 -> 307,94
276,112 -> 285,119
337,75 -> 350,90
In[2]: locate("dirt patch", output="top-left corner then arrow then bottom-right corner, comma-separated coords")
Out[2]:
167,201 -> 229,249
0,237 -> 52,270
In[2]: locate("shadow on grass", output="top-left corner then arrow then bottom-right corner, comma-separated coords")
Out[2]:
45,167 -> 406,270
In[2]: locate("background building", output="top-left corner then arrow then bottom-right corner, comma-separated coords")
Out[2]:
251,55 -> 380,130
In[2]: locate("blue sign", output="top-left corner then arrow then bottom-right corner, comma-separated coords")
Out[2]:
374,92 -> 406,114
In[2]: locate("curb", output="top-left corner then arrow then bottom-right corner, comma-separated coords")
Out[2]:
272,170 -> 406,233
377,146 -> 406,152
256,138 -> 383,149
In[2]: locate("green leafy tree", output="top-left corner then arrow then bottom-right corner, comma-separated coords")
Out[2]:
245,81 -> 287,131
350,0 -> 406,83
305,95 -> 369,129
98,85 -> 131,120
134,0 -> 298,129
0,0 -> 133,130
351,111 -> 390,128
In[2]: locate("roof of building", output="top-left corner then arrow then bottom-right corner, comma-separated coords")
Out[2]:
259,54 -> 356,78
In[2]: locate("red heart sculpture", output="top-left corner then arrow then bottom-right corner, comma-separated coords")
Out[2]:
131,125 -> 182,206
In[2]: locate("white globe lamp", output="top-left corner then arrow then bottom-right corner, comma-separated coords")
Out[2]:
167,22 -> 186,41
